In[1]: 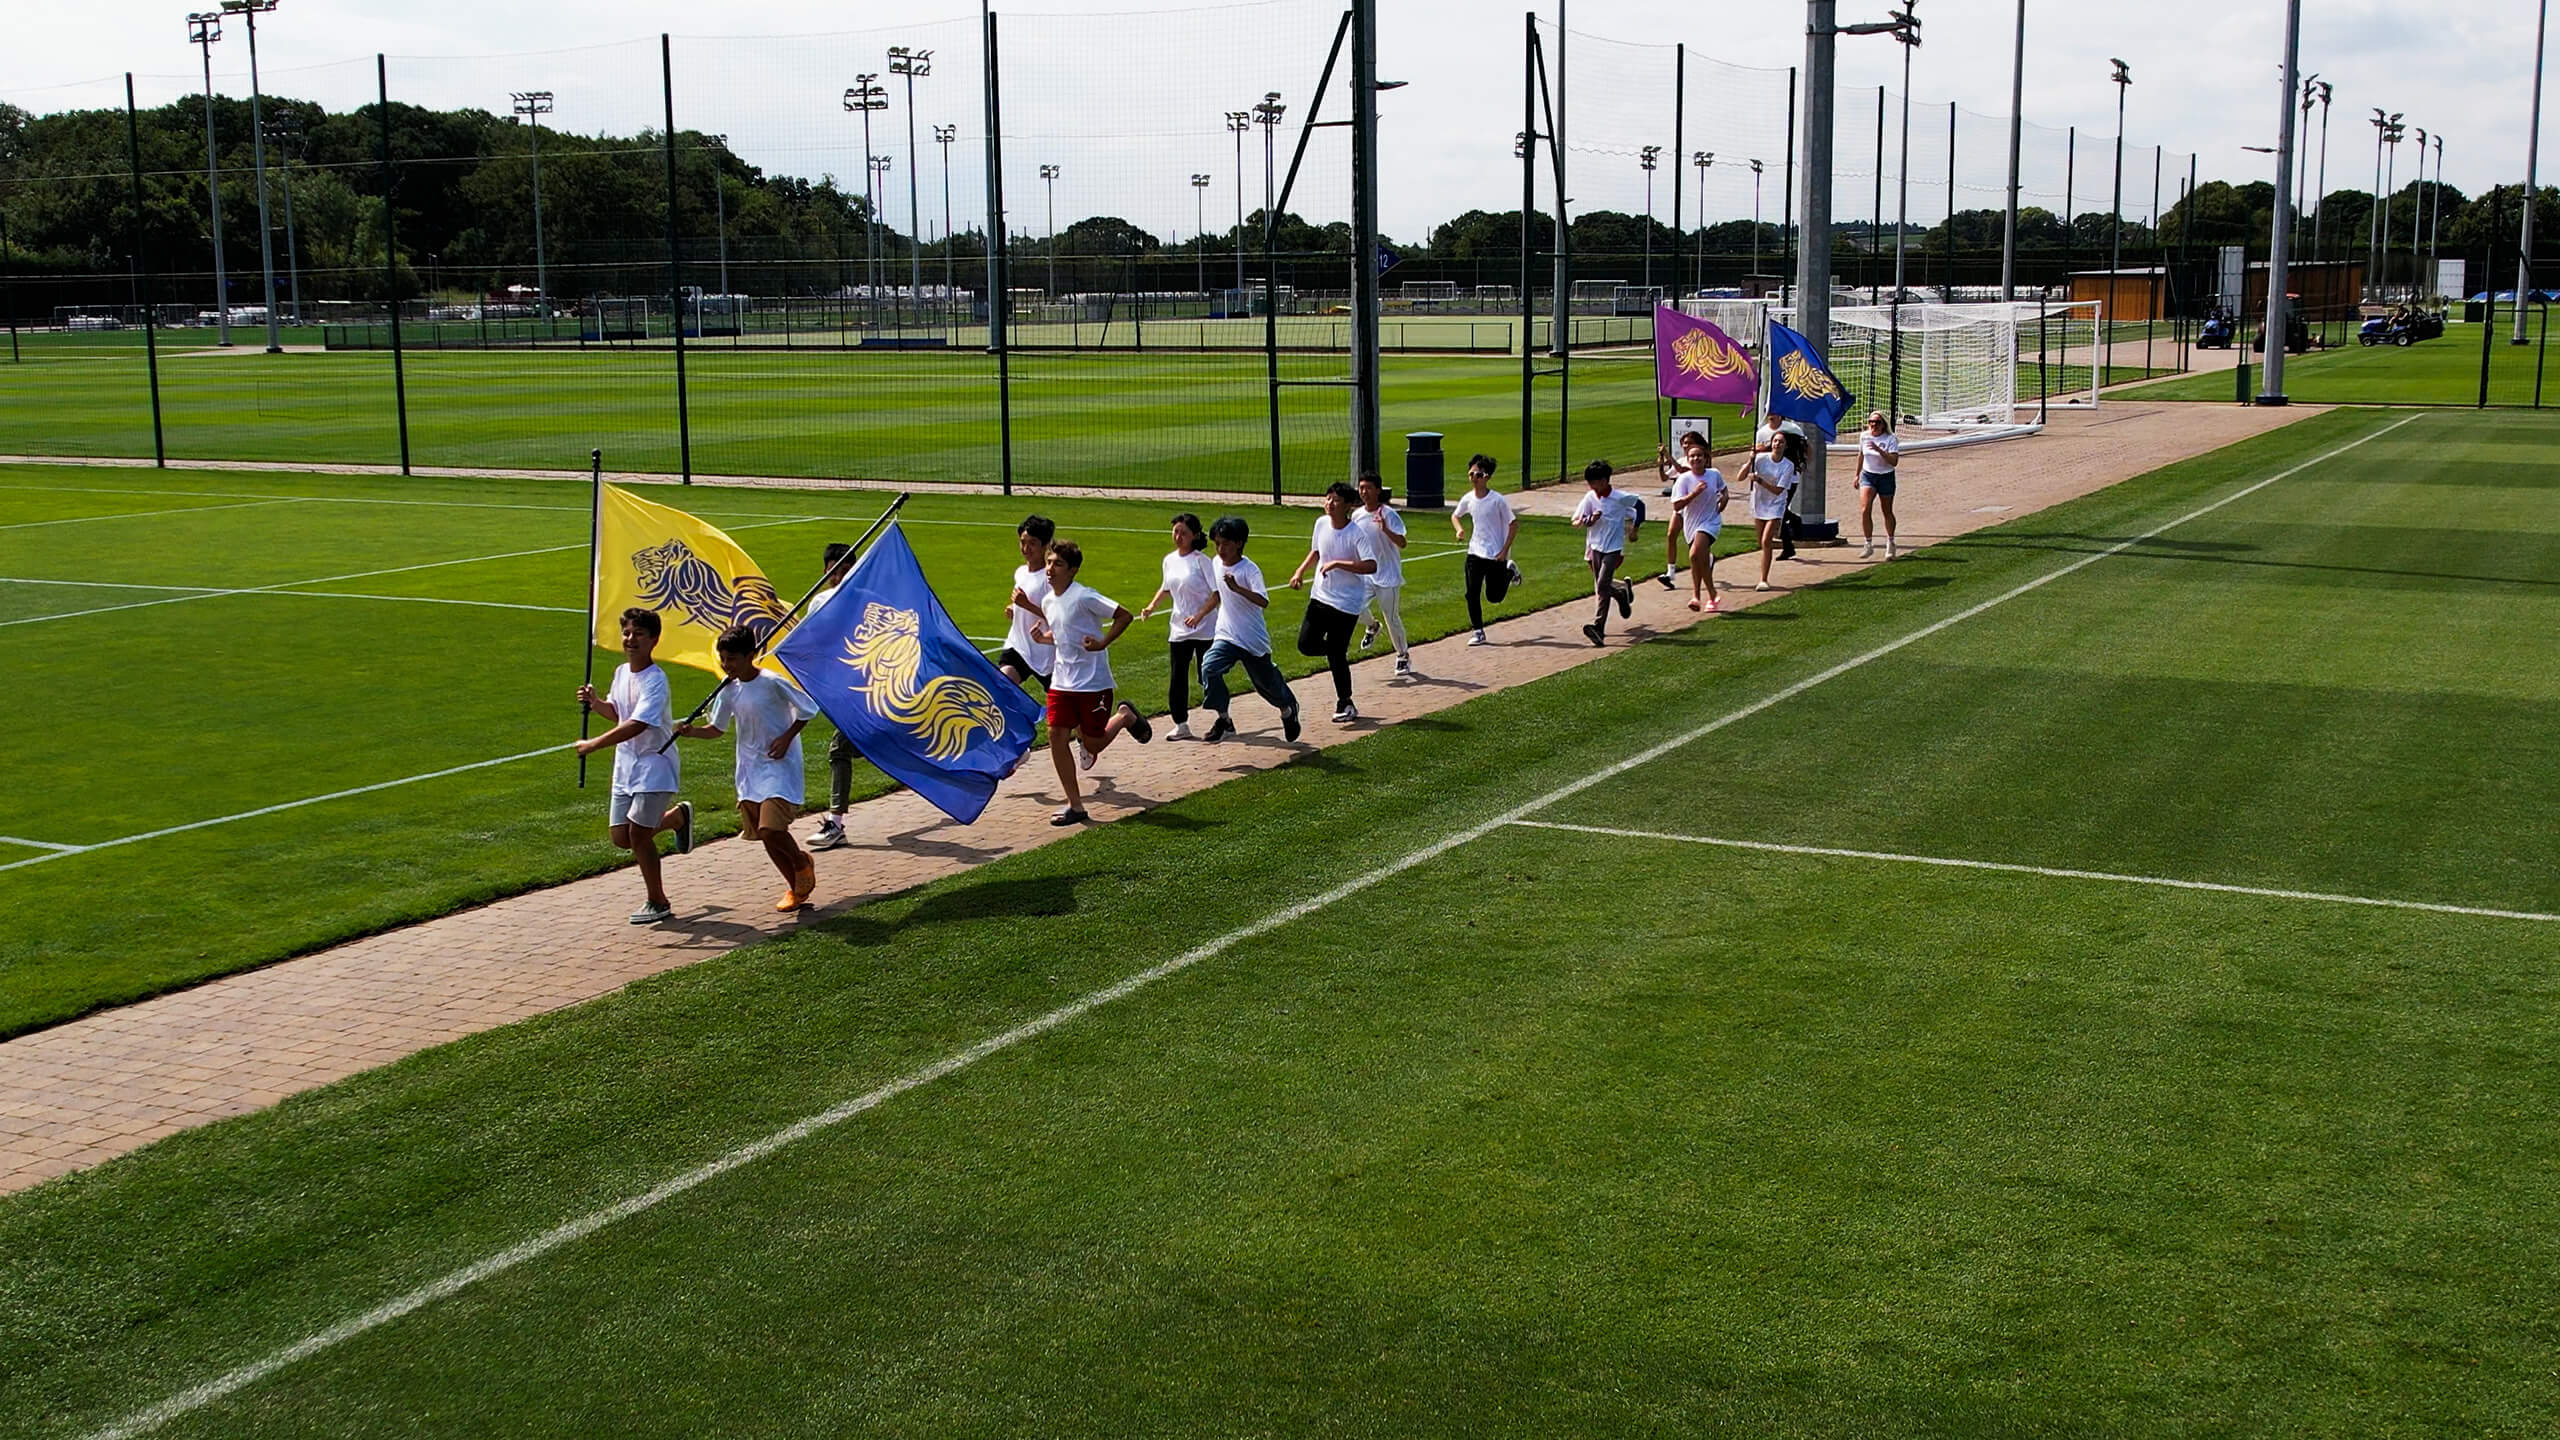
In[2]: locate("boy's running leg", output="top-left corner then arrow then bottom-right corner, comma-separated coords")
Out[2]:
1378,587 -> 1412,671
1463,555 -> 1489,639
813,731 -> 854,849
1047,724 -> 1084,823
1199,641 -> 1239,741
1241,650 -> 1303,741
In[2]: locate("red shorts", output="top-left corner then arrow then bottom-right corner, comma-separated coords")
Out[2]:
1045,688 -> 1114,737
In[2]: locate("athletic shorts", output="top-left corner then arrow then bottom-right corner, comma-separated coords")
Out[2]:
1046,687 -> 1115,737
609,789 -> 676,829
996,648 -> 1052,689
737,797 -> 796,837
1860,471 -> 1898,498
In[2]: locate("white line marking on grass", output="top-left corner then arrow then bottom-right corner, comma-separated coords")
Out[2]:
0,516 -> 823,630
89,412 -> 2418,1438
0,498 -> 295,531
0,834 -> 85,853
0,577 -> 581,616
1509,821 -> 2558,924
0,744 -> 572,878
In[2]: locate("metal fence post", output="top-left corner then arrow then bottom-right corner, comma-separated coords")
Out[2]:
662,34 -> 693,483
378,55 -> 412,475
125,74 -> 166,468
985,5 -> 1014,495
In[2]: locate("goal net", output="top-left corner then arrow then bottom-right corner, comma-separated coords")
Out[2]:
1473,284 -> 1516,307
1794,301 -> 2101,434
1399,280 -> 1460,306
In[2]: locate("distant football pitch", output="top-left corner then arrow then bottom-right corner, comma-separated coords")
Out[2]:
0,339 -> 1690,494
7,409 -> 2560,1436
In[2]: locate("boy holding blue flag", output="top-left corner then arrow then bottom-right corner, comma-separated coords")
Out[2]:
677,625 -> 820,913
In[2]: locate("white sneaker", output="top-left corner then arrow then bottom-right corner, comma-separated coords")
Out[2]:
1360,621 -> 1379,650
1885,538 -> 1898,559
1168,721 -> 1196,741
1468,630 -> 1489,646
628,901 -> 673,925
809,817 -> 846,850
1074,738 -> 1095,772
1860,543 -> 1875,558
1394,658 -> 1414,678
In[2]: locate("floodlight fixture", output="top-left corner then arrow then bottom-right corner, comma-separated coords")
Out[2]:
886,45 -> 933,78
1639,144 -> 1661,172
1039,164 -> 1062,296
888,46 -> 935,321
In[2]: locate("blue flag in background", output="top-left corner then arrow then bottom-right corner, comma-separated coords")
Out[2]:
1765,320 -> 1855,440
774,524 -> 1044,826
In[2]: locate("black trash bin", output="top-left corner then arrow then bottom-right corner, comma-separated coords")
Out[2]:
1404,431 -> 1446,510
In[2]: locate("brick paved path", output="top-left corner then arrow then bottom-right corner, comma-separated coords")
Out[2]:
0,401 -> 2316,1194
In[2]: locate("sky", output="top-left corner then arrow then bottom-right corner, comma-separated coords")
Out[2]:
7,0 -> 2546,246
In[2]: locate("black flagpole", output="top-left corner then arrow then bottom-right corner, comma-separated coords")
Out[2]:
656,490 -> 912,755
577,448 -> 604,788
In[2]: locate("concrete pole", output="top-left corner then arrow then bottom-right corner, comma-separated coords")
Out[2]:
2260,0 -> 2301,403
2000,0 -> 2024,301
2517,0 -> 2546,343
1552,0 -> 1570,361
1350,0 -> 1381,477
1795,0 -> 1838,526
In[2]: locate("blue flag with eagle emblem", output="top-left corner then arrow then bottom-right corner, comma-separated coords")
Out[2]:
772,524 -> 1044,826
1764,319 -> 1855,440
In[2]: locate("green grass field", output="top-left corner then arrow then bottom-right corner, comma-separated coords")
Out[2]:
0,340 -> 1696,495
5,407 -> 2558,1435
2127,310 -> 2559,407
0,462 -> 1769,1038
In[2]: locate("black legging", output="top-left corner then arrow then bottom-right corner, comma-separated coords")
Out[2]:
1167,638 -> 1211,724
1463,553 -> 1512,630
1298,599 -> 1358,705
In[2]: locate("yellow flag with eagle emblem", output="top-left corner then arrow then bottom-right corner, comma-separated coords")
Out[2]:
592,484 -> 792,675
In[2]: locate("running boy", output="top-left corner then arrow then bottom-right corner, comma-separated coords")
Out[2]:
1353,473 -> 1414,678
677,625 -> 819,912
999,514 -> 1057,690
575,606 -> 693,925
1450,453 -> 1520,646
1288,481 -> 1374,723
1570,459 -> 1644,646
1032,539 -> 1152,825
1197,516 -> 1303,743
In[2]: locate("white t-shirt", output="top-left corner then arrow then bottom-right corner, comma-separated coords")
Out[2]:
1355,504 -> 1407,589
1454,487 -> 1516,560
1006,562 -> 1055,673
709,671 -> 816,804
1671,467 -> 1728,537
1161,549 -> 1217,642
1041,581 -> 1122,693
1571,488 -> 1643,554
1860,431 -> 1901,475
1212,555 -> 1273,655
1750,455 -> 1798,521
1308,515 -> 1369,613
607,662 -> 679,795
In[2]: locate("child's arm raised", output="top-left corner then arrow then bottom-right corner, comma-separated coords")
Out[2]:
576,684 -> 620,723
1223,571 -> 1271,609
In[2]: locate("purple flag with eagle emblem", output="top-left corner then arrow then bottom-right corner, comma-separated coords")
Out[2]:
1653,305 -> 1759,405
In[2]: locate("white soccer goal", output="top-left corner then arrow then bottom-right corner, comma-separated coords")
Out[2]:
1775,300 -> 2101,439
1399,280 -> 1460,305
1568,279 -> 1625,314
1473,284 -> 1517,308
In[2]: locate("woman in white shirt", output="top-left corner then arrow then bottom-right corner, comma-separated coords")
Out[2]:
1747,428 -> 1805,591
1664,428 -> 1731,613
1857,410 -> 1902,560
1137,512 -> 1217,740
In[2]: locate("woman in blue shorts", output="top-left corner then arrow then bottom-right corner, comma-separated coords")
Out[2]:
1857,410 -> 1901,560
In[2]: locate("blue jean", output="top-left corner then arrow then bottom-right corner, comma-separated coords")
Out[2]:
1200,641 -> 1299,720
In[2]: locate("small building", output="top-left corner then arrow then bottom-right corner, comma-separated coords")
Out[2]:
2069,267 -> 2171,323
2238,259 -> 2364,323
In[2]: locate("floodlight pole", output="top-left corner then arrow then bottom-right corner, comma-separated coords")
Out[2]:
2427,133 -> 2444,299
2518,0 -> 2546,344
221,0 -> 283,353
511,92 -> 554,319
1228,111 -> 1251,300
1041,164 -> 1060,297
1192,174 -> 1211,296
2368,108 -> 2396,300
1751,158 -> 1765,284
844,74 -> 888,323
2000,0 -> 2023,301
1694,151 -> 1710,289
1640,146 -> 1660,294
1890,5 -> 1919,424
890,46 -> 932,324
936,124 -> 957,324
1350,0 -> 1381,477
2382,122 -> 2405,297
188,13 -> 233,346
1796,0 -> 1842,532
2293,77 -> 2316,258
2409,127 -> 2427,301
706,135 -> 731,301
2259,0 -> 2301,404
2109,59 -> 2130,384
270,114 -> 302,324
2311,82 -> 2332,263
1552,0 -> 1569,364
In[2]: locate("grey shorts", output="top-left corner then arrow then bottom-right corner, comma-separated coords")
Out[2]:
610,790 -> 677,829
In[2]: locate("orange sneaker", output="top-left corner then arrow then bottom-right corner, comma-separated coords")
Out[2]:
793,854 -> 817,898
776,889 -> 806,913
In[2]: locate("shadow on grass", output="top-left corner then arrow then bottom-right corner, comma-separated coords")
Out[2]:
822,871 -> 1104,947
